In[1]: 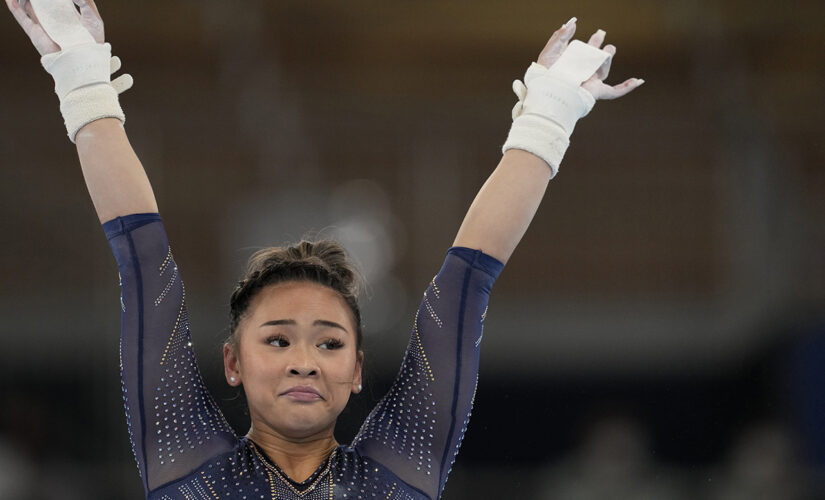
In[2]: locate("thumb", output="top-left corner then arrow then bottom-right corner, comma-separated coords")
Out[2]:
111,73 -> 133,95
110,55 -> 134,94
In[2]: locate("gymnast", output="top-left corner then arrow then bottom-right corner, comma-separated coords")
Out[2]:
6,0 -> 643,498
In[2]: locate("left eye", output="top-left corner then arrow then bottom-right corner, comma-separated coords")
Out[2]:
319,339 -> 344,350
267,335 -> 289,347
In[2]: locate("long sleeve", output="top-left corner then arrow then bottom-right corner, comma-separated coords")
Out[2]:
352,247 -> 503,499
103,214 -> 237,495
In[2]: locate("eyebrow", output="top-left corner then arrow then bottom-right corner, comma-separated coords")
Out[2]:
259,319 -> 349,333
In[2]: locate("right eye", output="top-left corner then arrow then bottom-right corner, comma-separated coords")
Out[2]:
267,335 -> 290,347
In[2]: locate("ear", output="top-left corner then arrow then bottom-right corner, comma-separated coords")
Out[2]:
352,350 -> 364,394
223,342 -> 242,386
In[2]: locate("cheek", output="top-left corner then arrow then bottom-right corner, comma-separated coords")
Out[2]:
238,346 -> 282,378
324,352 -> 359,383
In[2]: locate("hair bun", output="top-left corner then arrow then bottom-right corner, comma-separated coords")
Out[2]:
228,239 -> 364,350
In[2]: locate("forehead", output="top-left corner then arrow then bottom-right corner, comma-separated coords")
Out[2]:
247,280 -> 353,324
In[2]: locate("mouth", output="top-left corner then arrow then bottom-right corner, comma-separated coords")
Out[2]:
280,386 -> 323,402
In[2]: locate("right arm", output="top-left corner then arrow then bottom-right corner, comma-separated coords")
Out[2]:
7,0 -> 237,493
103,213 -> 237,494
76,118 -> 158,223
7,0 -> 156,223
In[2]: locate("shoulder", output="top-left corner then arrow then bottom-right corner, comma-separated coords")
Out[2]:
447,247 -> 504,274
334,446 -> 432,499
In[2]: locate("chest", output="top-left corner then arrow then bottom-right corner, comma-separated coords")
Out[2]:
151,451 -> 428,500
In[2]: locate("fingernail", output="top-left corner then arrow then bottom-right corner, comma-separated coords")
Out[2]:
596,29 -> 606,37
564,17 -> 577,27
637,78 -> 645,85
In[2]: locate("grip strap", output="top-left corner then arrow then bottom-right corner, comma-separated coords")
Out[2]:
29,0 -> 95,49
503,40 -> 610,176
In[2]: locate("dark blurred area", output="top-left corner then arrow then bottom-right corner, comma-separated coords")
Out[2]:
1,0 -> 824,498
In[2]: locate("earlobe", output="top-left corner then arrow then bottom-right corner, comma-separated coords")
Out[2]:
352,350 -> 365,393
223,342 -> 241,386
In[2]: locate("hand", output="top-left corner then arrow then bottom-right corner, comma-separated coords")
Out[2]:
6,0 -> 105,56
536,17 -> 643,100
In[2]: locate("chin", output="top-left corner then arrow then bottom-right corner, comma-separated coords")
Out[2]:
276,406 -> 337,438
278,419 -> 333,440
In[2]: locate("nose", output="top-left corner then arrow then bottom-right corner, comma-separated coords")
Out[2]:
289,365 -> 318,377
286,346 -> 319,377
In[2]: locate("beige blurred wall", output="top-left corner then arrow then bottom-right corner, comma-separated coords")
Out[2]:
1,0 -> 823,374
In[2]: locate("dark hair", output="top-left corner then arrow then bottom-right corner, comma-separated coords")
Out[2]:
227,240 -> 364,350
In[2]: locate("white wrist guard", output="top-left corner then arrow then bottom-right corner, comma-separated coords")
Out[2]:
30,0 -> 132,143
502,40 -> 610,177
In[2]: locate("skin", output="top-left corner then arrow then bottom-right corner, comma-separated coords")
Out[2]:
223,281 -> 364,481
453,18 -> 644,263
7,0 -> 104,53
7,0 -> 642,483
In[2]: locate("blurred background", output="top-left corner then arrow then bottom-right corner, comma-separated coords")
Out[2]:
1,0 -> 824,498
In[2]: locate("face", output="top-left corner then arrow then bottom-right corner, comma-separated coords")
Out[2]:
224,281 -> 363,440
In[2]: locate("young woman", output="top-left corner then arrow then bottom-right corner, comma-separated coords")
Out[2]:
6,0 -> 643,498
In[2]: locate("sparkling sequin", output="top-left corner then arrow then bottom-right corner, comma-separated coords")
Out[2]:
152,441 -> 423,500
351,279 -> 453,486
422,292 -> 442,328
154,247 -> 179,307
148,253 -> 233,467
119,272 -> 126,312
107,216 -> 502,500
475,306 -> 488,347
430,277 -> 440,298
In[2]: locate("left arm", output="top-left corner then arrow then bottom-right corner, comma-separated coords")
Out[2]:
453,18 -> 643,264
453,148 -> 550,264
352,19 -> 643,500
352,247 -> 503,499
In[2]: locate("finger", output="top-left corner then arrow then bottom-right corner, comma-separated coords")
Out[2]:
595,44 -> 615,81
548,17 -> 578,45
7,0 -> 28,23
596,78 -> 645,100
7,0 -> 38,32
74,0 -> 99,18
111,73 -> 134,95
587,29 -> 606,49
82,0 -> 100,17
7,0 -> 26,12
537,17 -> 577,68
512,79 -> 527,100
23,0 -> 45,25
73,0 -> 104,42
110,55 -> 121,73
7,0 -> 62,55
511,101 -> 523,120
23,0 -> 38,22
560,17 -> 577,41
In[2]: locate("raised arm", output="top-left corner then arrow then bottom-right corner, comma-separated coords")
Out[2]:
76,119 -> 158,223
8,3 -> 238,494
6,0 -> 156,223
453,18 -> 643,263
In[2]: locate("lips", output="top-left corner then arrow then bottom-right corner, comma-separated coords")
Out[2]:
281,386 -> 323,402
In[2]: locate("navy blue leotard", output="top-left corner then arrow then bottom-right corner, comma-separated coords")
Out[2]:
103,213 -> 502,500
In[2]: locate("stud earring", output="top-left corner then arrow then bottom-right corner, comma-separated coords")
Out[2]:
230,376 -> 237,383
357,384 -> 362,392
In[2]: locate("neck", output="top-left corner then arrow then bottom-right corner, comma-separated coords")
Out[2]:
247,424 -> 338,483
